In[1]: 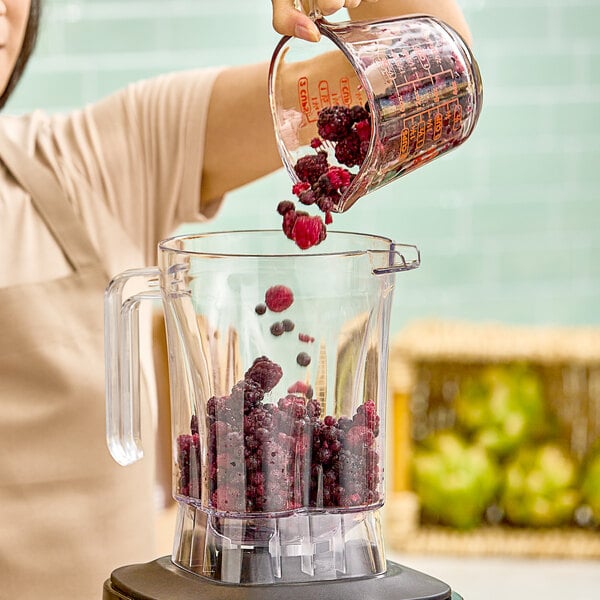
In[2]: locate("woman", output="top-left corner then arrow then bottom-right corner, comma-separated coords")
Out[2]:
0,1 -> 471,598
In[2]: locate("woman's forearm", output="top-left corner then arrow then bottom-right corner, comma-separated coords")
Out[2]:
348,0 -> 472,46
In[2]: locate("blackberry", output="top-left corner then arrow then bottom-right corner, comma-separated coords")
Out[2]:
317,106 -> 353,142
277,200 -> 295,216
298,189 -> 317,206
244,356 -> 283,392
334,131 -> 362,168
294,151 -> 329,184
349,105 -> 369,124
230,379 -> 264,413
282,208 -> 297,239
254,303 -> 267,315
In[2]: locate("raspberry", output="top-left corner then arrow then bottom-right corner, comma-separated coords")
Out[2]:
265,285 -> 294,312
326,167 -> 352,190
325,211 -> 333,225
294,151 -> 329,184
355,119 -> 371,142
298,332 -> 315,343
244,356 -> 283,392
292,182 -> 311,196
287,380 -> 309,395
317,106 -> 353,141
291,214 -> 326,250
310,137 -> 322,148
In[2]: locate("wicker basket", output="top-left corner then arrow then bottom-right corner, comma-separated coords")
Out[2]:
384,319 -> 600,559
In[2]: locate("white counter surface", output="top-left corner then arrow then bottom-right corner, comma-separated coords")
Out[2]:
388,552 -> 600,600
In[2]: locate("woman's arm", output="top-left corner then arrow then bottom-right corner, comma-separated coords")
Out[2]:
200,0 -> 471,205
347,0 -> 472,46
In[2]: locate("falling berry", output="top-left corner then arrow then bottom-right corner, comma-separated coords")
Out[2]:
270,322 -> 284,336
317,105 -> 353,141
265,285 -> 294,312
298,333 -> 315,343
296,352 -> 311,367
291,215 -> 326,250
282,319 -> 295,332
244,355 -> 283,392
294,151 -> 329,184
277,200 -> 295,216
255,303 -> 267,315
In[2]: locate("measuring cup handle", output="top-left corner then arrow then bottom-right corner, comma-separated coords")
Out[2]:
305,0 -> 322,20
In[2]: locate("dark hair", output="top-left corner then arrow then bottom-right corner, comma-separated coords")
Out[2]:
0,0 -> 42,110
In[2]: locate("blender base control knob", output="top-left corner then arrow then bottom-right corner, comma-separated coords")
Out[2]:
103,557 -> 462,600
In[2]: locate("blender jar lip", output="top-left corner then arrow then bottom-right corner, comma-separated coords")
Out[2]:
158,229 -> 396,259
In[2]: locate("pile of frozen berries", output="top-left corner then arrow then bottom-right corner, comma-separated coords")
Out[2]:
176,355 -> 381,513
278,104 -> 371,251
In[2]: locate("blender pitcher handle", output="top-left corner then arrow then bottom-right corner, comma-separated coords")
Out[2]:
371,243 -> 421,275
104,267 -> 161,466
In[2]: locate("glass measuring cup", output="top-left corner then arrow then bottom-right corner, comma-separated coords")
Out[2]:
105,230 -> 419,584
269,4 -> 483,212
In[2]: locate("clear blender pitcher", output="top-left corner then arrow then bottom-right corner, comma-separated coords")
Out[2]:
105,230 -> 419,585
269,6 -> 482,212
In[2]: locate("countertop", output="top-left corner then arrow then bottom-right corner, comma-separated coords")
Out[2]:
387,551 -> 600,600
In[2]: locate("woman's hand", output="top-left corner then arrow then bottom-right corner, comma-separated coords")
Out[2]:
271,0 -> 379,42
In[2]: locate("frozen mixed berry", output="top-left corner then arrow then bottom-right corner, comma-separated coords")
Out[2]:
298,333 -> 315,343
291,214 -> 326,250
335,131 -> 363,168
296,352 -> 311,367
282,319 -> 295,332
317,105 -> 353,141
355,119 -> 371,142
244,356 -> 283,392
349,105 -> 369,124
265,285 -> 294,312
282,208 -> 298,239
178,362 -> 382,513
326,166 -> 352,190
277,200 -> 295,216
287,380 -> 309,395
298,189 -> 316,206
270,321 -> 285,337
255,303 -> 267,315
292,182 -> 311,196
294,151 -> 329,184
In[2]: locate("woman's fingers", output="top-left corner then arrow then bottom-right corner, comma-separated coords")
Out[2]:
271,0 -> 380,41
271,0 -> 320,41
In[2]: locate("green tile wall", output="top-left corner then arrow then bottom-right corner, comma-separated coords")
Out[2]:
7,0 -> 599,334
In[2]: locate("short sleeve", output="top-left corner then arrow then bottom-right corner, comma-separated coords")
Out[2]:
41,68 -> 224,263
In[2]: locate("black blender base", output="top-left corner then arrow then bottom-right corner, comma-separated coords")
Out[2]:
103,556 -> 462,600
